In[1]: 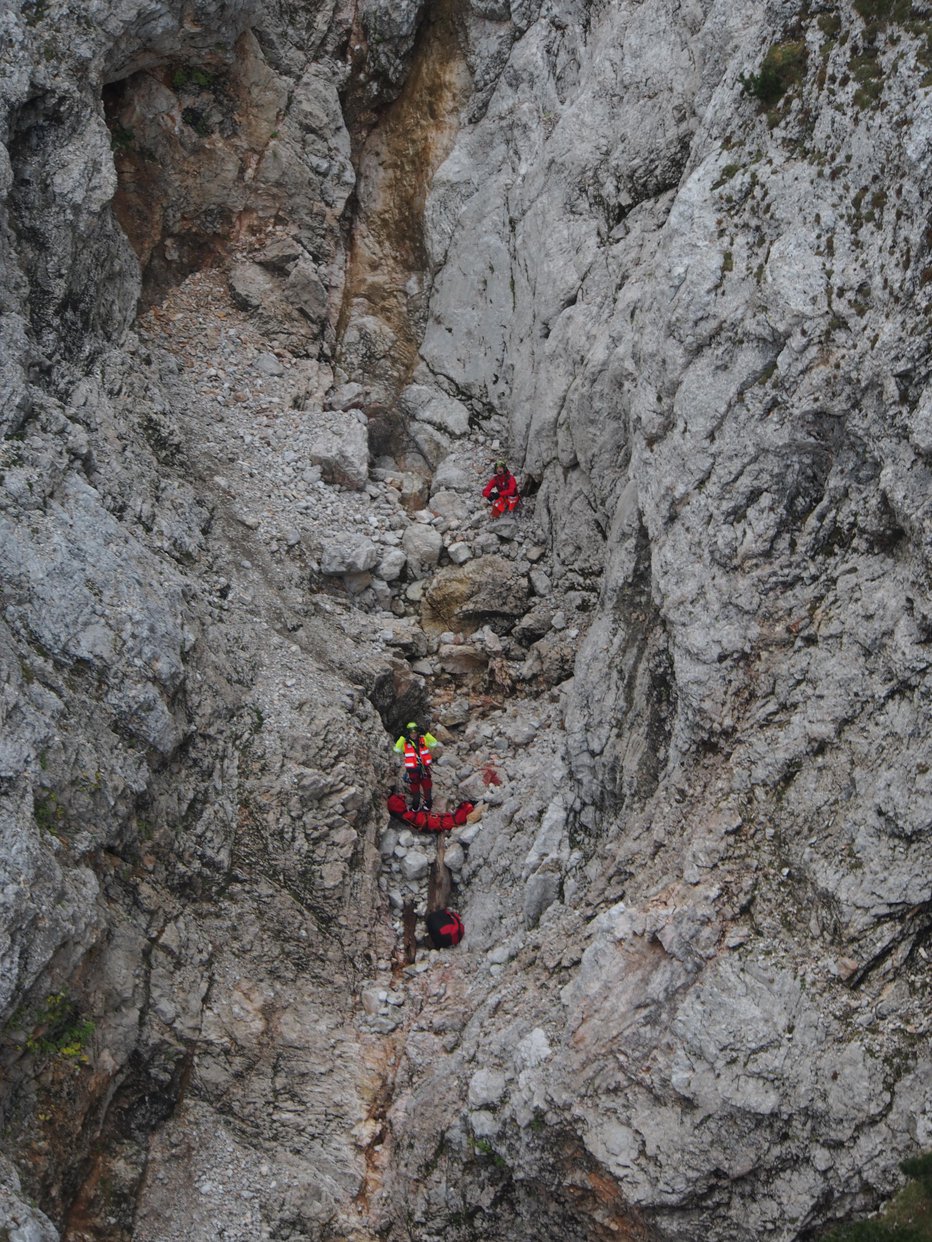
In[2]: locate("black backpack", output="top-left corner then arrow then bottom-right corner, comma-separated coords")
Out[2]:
426,908 -> 465,949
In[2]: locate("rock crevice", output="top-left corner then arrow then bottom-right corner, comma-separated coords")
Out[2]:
0,0 -> 930,1240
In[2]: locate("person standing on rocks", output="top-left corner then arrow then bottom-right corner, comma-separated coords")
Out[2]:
394,722 -> 438,811
482,460 -> 520,518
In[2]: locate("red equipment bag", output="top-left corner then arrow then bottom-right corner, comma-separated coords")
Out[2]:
426,908 -> 465,948
386,793 -> 474,833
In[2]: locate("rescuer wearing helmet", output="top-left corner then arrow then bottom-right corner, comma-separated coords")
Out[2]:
393,722 -> 439,810
482,460 -> 520,518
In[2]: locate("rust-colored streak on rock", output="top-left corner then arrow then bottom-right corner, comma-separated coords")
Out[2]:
548,1148 -> 663,1242
401,897 -> 418,963
339,0 -> 471,392
104,33 -> 287,308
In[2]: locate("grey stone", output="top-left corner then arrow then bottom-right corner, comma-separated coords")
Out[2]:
319,534 -> 380,575
304,409 -> 370,490
529,569 -> 551,597
523,870 -> 561,928
401,523 -> 443,578
444,841 -> 465,872
429,489 -> 469,521
230,260 -> 272,312
284,259 -> 328,323
328,381 -> 366,411
401,383 -> 470,437
255,236 -> 304,273
439,698 -> 470,727
432,458 -> 474,492
458,772 -> 494,802
361,988 -> 382,1015
468,1068 -> 506,1109
254,352 -> 284,377
400,850 -> 429,881
378,547 -> 407,582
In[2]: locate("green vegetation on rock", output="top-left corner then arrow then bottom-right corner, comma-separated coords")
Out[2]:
822,1153 -> 932,1241
741,40 -> 808,107
854,0 -> 912,24
171,65 -> 216,91
24,992 -> 95,1063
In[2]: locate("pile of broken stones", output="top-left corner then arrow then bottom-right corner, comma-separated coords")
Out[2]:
139,269 -> 590,1034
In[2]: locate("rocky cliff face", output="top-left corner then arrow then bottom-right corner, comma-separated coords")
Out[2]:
1,1 -> 930,1240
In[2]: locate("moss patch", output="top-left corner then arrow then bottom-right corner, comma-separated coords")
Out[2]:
24,993 -> 95,1063
821,1153 -> 932,1240
741,40 -> 808,108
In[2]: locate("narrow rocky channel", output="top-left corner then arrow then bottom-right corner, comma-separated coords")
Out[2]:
1,1 -> 930,1240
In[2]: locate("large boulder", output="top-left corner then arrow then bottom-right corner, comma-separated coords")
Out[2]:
422,555 -> 530,632
284,258 -> 328,323
378,547 -> 407,582
428,489 -> 469,521
438,643 -> 488,676
304,409 -> 369,490
401,523 -> 443,579
400,382 -> 471,437
319,534 -> 380,576
229,259 -> 274,312
431,457 -> 474,492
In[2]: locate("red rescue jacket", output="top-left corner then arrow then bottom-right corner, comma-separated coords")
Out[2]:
483,471 -> 517,501
401,738 -> 432,770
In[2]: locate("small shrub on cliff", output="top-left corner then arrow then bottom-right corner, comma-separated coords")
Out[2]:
901,1154 -> 932,1197
741,40 -> 809,107
850,45 -> 885,106
171,65 -> 216,92
822,1152 -> 932,1241
25,993 -> 95,1063
854,0 -> 912,24
181,106 -> 212,137
819,13 -> 843,38
33,790 -> 64,834
109,122 -> 134,153
23,0 -> 49,27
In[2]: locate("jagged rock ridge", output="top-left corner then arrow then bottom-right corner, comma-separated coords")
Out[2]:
0,1 -> 930,1241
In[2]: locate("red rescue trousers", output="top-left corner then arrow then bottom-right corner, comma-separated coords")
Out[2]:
406,771 -> 432,808
490,494 -> 520,518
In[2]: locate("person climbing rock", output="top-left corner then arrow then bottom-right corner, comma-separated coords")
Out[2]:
393,722 -> 438,810
482,460 -> 520,518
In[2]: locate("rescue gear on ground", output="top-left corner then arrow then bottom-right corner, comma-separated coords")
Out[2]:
387,792 -> 474,832
482,466 -> 520,518
426,908 -> 465,948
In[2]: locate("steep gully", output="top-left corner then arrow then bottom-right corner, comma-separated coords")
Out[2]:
115,43 -> 556,1242
3,2 -> 929,1242
2,5 -> 563,1239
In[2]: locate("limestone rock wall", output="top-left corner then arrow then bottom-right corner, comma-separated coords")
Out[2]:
0,2 -> 403,1238
362,1 -> 932,1238
0,0 -> 930,1240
